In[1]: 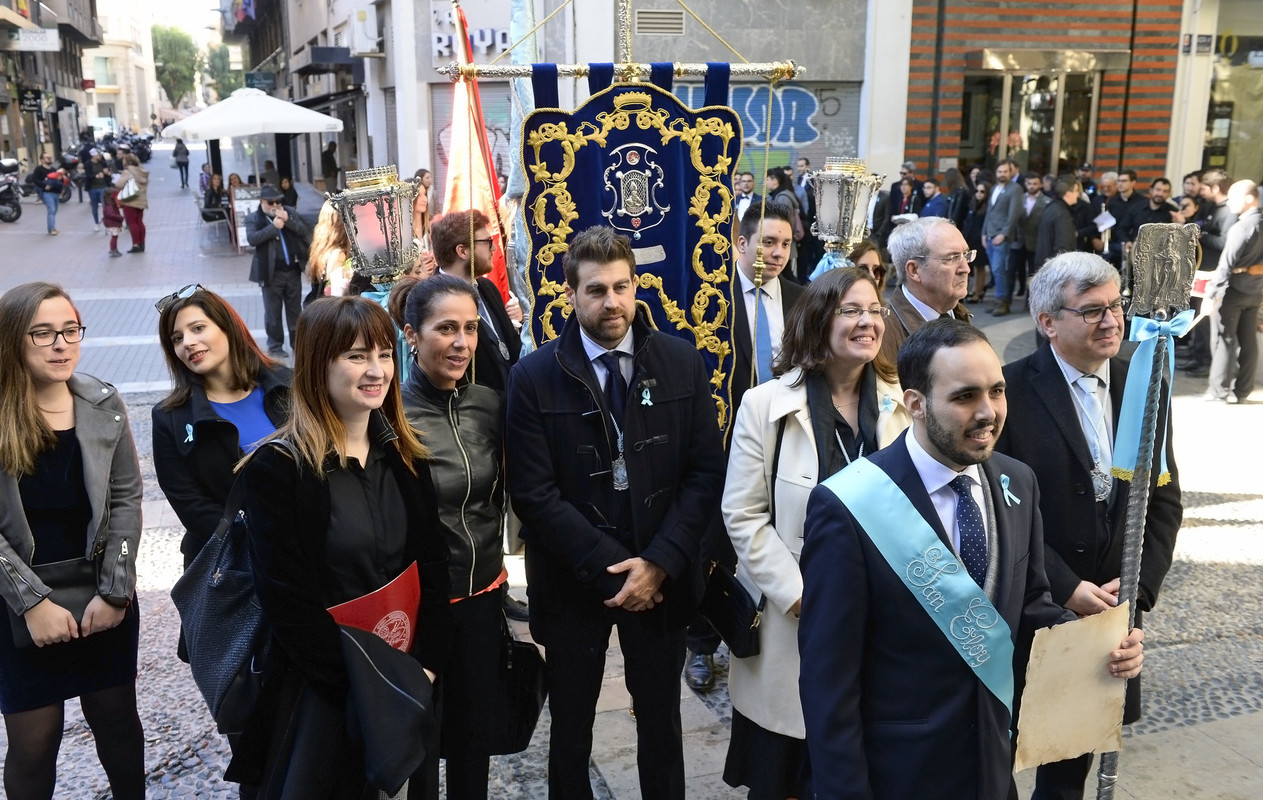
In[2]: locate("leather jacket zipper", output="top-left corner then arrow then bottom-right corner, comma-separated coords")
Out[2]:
447,387 -> 479,597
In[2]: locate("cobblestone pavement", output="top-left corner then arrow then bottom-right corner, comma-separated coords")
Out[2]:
0,143 -> 1260,798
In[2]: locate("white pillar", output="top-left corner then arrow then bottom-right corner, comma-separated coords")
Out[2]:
859,0 -> 913,181
1167,0 -> 1219,181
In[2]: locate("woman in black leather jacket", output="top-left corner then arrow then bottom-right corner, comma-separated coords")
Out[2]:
401,274 -> 506,799
151,285 -> 291,568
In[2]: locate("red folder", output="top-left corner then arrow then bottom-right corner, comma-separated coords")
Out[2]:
327,561 -> 420,652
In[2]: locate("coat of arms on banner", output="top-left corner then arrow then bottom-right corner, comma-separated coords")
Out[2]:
521,83 -> 741,433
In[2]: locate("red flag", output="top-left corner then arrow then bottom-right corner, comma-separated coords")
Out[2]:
443,7 -> 510,301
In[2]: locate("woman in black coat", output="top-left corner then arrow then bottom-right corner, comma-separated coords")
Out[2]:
151,285 -> 291,567
963,181 -> 992,303
227,297 -> 452,799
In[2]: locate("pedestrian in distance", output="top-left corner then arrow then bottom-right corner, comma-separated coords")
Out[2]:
224,296 -> 452,796
721,267 -> 910,798
307,200 -> 352,301
115,153 -> 149,254
102,188 -> 125,258
0,282 -> 145,800
247,185 -> 312,357
85,148 -> 113,232
321,141 -> 339,192
202,173 -> 229,222
173,139 -> 190,189
278,175 -> 298,208
30,152 -> 65,235
401,274 -> 515,798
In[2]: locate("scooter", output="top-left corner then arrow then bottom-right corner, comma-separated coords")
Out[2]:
0,158 -> 22,222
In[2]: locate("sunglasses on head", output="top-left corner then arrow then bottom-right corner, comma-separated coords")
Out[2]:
155,284 -> 205,313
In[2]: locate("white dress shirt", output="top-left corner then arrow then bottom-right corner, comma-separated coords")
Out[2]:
736,268 -> 785,362
906,429 -> 985,554
579,326 -> 634,390
902,284 -> 953,322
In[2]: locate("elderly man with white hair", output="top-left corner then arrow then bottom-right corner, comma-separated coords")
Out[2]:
877,216 -> 975,366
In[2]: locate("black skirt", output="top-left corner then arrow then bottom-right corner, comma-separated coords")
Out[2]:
723,707 -> 811,799
0,597 -> 140,714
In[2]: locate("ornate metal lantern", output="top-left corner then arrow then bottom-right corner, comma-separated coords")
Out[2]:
327,165 -> 420,283
808,157 -> 886,276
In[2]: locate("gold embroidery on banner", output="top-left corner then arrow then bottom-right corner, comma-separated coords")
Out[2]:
523,84 -> 738,430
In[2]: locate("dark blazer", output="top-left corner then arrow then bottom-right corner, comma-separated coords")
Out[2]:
729,273 -> 804,415
470,275 -> 521,396
246,205 -> 312,287
151,366 -> 291,564
505,313 -> 726,640
1035,198 -> 1077,269
878,287 -> 973,367
1014,192 -> 1051,251
227,417 -> 452,786
996,346 -> 1181,613
799,434 -> 1070,800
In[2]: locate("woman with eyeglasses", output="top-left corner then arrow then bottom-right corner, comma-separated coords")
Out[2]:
226,296 -> 451,796
721,267 -> 910,799
964,180 -> 993,303
400,274 -> 509,798
0,282 -> 145,800
151,285 -> 291,570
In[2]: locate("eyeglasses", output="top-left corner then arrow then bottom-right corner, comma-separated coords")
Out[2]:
833,306 -> 891,320
1059,298 -> 1127,325
925,250 -> 976,267
472,238 -> 495,248
155,284 -> 205,313
29,326 -> 86,347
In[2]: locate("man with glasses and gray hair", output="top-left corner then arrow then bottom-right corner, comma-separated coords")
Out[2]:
996,251 -> 1182,800
878,216 -> 975,366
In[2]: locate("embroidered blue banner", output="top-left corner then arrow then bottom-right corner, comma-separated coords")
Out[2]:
521,78 -> 741,433
822,458 -> 1016,717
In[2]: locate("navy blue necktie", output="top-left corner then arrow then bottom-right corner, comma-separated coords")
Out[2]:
598,352 -> 627,421
948,475 -> 988,587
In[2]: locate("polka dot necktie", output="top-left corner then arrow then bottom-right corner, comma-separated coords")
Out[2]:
949,475 -> 987,588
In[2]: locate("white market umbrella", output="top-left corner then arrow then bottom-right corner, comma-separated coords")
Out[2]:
161,88 -> 343,185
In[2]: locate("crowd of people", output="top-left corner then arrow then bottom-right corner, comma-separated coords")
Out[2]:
4,144 -> 1259,800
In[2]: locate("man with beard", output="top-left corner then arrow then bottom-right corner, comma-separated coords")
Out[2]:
996,253 -> 1181,799
430,209 -> 523,396
799,319 -> 1145,800
1119,177 -> 1180,249
506,226 -> 725,799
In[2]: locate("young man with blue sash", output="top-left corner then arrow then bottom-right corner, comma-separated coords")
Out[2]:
798,320 -> 1145,800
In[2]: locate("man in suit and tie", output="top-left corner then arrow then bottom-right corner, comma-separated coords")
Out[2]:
799,319 -> 1145,800
430,209 -> 523,397
982,159 -> 1023,316
733,171 -> 761,229
879,216 -> 974,367
996,252 -> 1181,800
683,198 -> 805,691
507,226 -> 725,798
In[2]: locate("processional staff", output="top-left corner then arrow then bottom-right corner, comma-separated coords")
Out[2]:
1095,221 -> 1198,799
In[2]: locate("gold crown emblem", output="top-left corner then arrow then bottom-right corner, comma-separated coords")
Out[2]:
613,91 -> 653,110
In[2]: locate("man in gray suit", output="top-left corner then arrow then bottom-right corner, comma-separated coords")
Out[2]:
982,159 -> 1023,316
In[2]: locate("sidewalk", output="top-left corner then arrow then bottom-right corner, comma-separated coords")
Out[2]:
1,146 -> 1261,798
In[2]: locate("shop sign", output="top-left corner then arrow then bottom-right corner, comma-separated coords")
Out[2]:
19,88 -> 41,113
245,72 -> 276,90
1,28 -> 62,52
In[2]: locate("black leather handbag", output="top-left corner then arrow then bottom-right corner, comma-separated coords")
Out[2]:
479,616 -> 547,755
698,416 -> 788,659
8,557 -> 99,648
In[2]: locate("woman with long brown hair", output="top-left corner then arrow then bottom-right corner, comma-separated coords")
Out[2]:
151,285 -> 291,568
0,282 -> 144,800
847,239 -> 890,295
307,201 -> 353,299
721,267 -> 911,799
226,296 -> 451,796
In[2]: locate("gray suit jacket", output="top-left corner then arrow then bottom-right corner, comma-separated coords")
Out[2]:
982,181 -> 1022,241
0,374 -> 142,614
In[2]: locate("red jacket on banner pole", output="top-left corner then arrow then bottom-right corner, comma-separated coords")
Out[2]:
443,6 -> 511,301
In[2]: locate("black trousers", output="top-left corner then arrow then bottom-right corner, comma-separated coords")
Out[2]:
1209,287 -> 1262,401
538,607 -> 687,800
261,268 -> 302,352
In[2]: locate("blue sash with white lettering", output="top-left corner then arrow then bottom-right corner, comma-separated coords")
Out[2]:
823,458 -> 1015,717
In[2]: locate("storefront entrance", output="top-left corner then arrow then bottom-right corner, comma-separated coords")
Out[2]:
959,71 -> 1099,177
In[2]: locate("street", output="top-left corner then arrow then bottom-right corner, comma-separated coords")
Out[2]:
0,143 -> 1260,799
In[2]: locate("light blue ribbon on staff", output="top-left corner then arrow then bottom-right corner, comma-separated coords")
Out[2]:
1111,308 -> 1194,486
808,249 -> 848,281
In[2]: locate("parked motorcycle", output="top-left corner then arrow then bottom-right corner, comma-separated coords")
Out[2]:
0,158 -> 22,223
